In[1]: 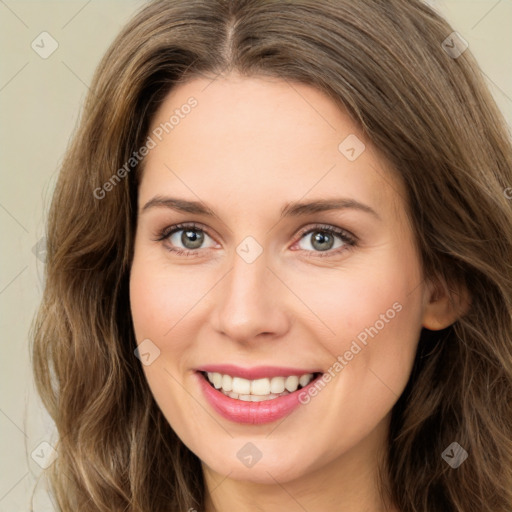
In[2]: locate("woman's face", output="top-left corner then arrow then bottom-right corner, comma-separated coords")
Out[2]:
129,73 -> 435,484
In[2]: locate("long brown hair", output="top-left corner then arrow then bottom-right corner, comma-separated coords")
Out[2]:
31,0 -> 512,510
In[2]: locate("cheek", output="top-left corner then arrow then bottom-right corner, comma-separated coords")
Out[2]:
129,259 -> 202,440
288,252 -> 424,454
295,245 -> 424,384
129,252 -> 204,346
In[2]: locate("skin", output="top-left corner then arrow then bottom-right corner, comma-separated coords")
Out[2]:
129,73 -> 462,512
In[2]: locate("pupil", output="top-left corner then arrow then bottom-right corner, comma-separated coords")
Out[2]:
182,229 -> 204,249
312,231 -> 333,251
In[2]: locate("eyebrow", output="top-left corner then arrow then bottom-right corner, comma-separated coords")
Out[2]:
141,195 -> 381,220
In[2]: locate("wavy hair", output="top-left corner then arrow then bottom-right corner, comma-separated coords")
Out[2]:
31,0 -> 512,510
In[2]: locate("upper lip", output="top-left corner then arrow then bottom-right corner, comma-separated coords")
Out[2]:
196,364 -> 322,380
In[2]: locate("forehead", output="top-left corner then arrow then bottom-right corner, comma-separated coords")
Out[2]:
139,74 -> 407,226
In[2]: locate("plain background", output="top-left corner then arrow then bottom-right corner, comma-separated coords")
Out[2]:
1,1 -> 511,510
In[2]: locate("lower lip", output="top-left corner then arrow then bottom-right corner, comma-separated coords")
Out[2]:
196,372 -> 320,425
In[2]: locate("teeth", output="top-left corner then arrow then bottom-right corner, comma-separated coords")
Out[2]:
222,374 -> 233,392
232,377 -> 251,395
250,395 -> 271,402
205,371 -> 316,399
251,378 -> 270,395
270,377 -> 285,394
222,390 -> 291,401
208,372 -> 223,389
285,375 -> 299,392
299,374 -> 313,387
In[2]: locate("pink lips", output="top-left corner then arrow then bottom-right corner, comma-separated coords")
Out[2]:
195,365 -> 322,425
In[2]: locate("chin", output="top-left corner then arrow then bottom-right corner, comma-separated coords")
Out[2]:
200,446 -> 314,484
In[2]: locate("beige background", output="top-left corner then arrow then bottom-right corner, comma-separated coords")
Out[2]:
1,1 -> 511,510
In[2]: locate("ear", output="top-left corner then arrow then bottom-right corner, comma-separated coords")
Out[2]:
421,276 -> 471,330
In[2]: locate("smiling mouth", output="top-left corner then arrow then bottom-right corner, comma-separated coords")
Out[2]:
199,371 -> 322,402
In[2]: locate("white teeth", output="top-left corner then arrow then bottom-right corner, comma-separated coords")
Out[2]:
270,376 -> 285,394
285,375 -> 299,392
250,395 -> 270,402
222,390 -> 290,401
205,371 -> 316,399
222,374 -> 233,392
232,377 -> 251,395
251,378 -> 270,395
208,372 -> 223,389
299,373 -> 313,387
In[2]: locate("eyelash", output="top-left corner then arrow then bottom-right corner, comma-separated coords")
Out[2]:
154,222 -> 358,258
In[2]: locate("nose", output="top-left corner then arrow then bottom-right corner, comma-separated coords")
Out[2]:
210,248 -> 290,343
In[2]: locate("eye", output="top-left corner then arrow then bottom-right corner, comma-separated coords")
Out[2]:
293,224 -> 357,258
154,222 -> 357,258
155,222 -> 216,256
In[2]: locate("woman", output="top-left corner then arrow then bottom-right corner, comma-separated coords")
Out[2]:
31,0 -> 512,511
